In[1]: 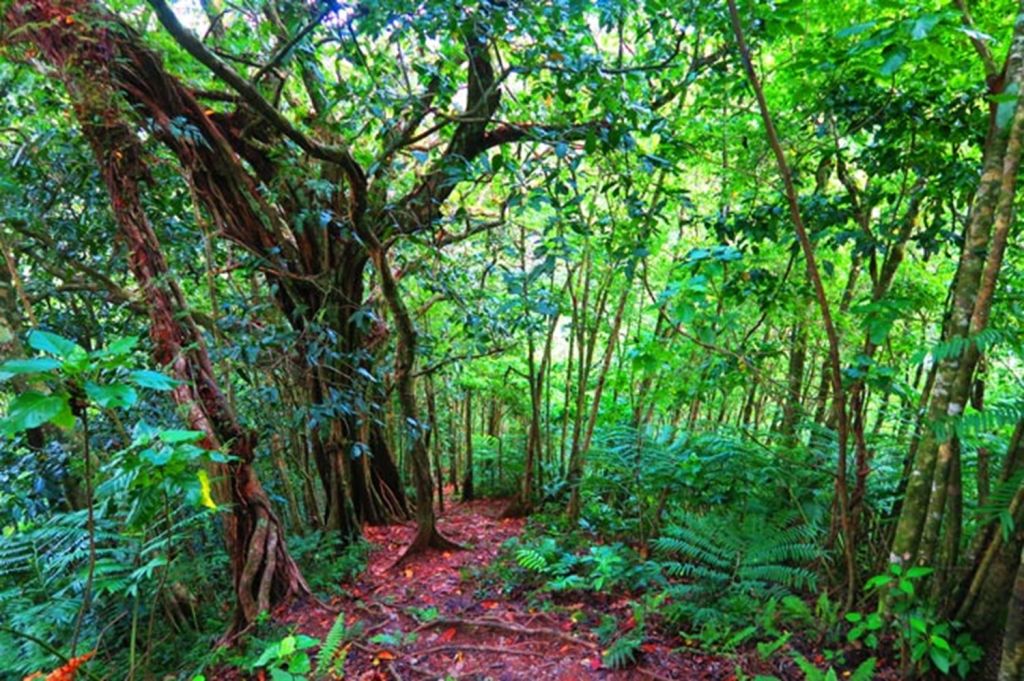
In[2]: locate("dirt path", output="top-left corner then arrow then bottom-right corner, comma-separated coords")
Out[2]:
286,498 -> 733,681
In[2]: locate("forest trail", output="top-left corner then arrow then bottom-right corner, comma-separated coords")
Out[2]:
284,498 -> 731,680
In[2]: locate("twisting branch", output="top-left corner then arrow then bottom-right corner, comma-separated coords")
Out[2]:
146,0 -> 368,222
253,3 -> 334,82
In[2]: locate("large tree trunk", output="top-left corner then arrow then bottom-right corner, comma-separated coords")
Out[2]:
359,229 -> 458,556
891,13 -> 1024,575
8,3 -> 313,627
11,0 -> 409,542
955,420 -> 1024,679
999,545 -> 1024,681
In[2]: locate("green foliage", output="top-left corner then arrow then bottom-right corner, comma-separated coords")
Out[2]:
315,613 -> 353,677
846,564 -> 984,678
652,509 -> 821,637
514,536 -> 661,594
288,533 -> 370,597
793,655 -> 876,681
252,633 -> 319,680
0,334 -> 227,677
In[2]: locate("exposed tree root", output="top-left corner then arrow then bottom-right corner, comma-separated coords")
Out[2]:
499,496 -> 532,519
412,643 -> 544,657
392,527 -> 466,567
413,616 -> 599,650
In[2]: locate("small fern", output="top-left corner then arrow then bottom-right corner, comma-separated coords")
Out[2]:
974,468 -> 1024,538
602,632 -> 642,670
315,612 -> 348,676
516,548 -> 548,573
794,654 -> 876,681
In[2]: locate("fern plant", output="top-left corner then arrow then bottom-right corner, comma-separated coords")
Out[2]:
315,612 -> 353,677
652,509 -> 821,636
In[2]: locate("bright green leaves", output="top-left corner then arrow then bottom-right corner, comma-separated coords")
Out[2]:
28,329 -> 84,359
836,10 -> 955,78
253,634 -> 319,681
0,357 -> 62,379
994,83 -> 1021,131
848,563 -> 983,677
909,13 -> 942,41
118,421 -> 226,512
126,370 -> 178,391
0,330 -> 177,436
2,390 -> 73,434
85,380 -> 138,409
879,44 -> 910,76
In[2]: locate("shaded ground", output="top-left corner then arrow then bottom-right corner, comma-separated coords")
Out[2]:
282,498 -> 738,680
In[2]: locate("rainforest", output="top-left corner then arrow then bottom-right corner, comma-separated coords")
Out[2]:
0,0 -> 1022,679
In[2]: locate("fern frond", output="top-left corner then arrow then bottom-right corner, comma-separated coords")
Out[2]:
316,612 -> 347,675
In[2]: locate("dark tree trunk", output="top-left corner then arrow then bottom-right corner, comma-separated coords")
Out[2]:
359,229 -> 458,557
462,390 -> 475,502
780,321 -> 806,445
12,19 -> 312,631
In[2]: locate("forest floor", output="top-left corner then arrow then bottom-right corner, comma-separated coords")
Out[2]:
280,497 -> 743,681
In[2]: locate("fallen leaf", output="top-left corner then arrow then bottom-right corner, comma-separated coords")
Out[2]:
439,627 -> 457,642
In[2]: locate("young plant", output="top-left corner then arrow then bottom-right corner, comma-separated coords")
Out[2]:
252,633 -> 319,681
846,565 -> 983,678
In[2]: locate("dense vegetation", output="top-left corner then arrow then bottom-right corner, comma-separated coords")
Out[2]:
1,0 -> 1023,678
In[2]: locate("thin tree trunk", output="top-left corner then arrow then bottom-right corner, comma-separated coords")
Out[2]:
728,0 -> 856,606
462,390 -> 475,501
568,282 -> 630,520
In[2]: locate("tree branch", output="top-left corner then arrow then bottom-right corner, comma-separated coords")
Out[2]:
953,0 -> 999,78
146,0 -> 368,222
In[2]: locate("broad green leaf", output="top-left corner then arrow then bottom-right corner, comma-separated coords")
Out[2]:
85,381 -> 138,409
253,643 -> 280,668
91,336 -> 139,359
836,21 -> 876,38
158,429 -> 204,444
850,659 -> 876,681
910,14 -> 940,40
996,83 -> 1020,130
140,447 -> 173,466
128,369 -> 179,391
294,635 -> 319,650
27,330 -> 83,358
2,391 -> 70,433
288,653 -> 311,673
0,357 -> 62,378
929,648 -> 951,674
880,44 -> 910,76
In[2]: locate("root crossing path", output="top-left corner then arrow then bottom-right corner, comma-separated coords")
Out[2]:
285,498 -> 732,680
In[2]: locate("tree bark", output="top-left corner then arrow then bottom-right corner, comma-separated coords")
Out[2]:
7,0 -> 311,632
358,228 -> 458,556
892,11 -> 1024,573
462,390 -> 475,501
